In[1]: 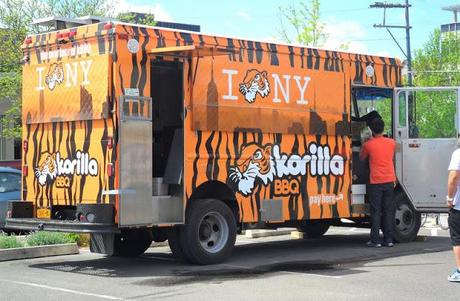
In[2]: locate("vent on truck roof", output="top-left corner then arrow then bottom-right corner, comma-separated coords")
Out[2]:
32,16 -> 115,32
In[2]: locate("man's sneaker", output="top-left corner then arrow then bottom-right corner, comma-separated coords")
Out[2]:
448,269 -> 460,282
366,241 -> 382,248
384,242 -> 394,247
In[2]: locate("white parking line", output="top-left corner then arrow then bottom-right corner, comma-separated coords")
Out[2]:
0,278 -> 125,300
283,271 -> 342,279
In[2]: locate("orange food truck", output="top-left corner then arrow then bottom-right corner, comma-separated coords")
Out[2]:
9,17 -> 454,265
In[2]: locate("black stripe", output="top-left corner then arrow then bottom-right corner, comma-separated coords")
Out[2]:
179,32 -> 194,45
247,41 -> 254,63
313,49 -> 320,70
301,135 -> 309,219
96,23 -> 106,55
129,27 -> 140,89
205,131 -> 216,180
268,43 -> 279,66
288,46 -> 295,67
138,28 -> 150,97
255,42 -> 263,64
191,131 -> 202,191
98,119 -> 108,204
226,38 -> 236,61
212,132 -> 222,180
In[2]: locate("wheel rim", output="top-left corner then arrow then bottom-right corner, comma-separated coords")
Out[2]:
198,211 -> 229,254
395,203 -> 415,235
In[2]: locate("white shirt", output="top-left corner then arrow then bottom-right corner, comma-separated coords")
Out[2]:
448,148 -> 460,210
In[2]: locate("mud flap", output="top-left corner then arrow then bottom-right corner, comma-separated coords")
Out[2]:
90,233 -> 115,255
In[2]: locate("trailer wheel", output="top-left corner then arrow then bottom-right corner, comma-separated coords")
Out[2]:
114,228 -> 153,257
394,192 -> 421,243
297,221 -> 330,238
180,199 -> 236,265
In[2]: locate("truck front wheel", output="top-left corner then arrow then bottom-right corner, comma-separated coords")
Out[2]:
180,199 -> 237,265
393,192 -> 421,243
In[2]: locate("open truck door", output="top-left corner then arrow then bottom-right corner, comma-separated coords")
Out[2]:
394,86 -> 460,212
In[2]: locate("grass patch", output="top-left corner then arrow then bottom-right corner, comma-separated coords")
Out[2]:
0,234 -> 24,249
26,231 -> 78,247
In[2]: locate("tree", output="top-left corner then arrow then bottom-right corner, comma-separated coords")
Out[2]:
117,12 -> 156,26
411,29 -> 460,138
278,0 -> 327,47
0,0 -> 114,139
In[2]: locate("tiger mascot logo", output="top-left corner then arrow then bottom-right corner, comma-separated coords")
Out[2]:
239,69 -> 270,103
35,152 -> 57,186
229,143 -> 275,196
45,63 -> 64,91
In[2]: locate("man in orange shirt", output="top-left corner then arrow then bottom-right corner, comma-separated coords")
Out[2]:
360,118 -> 396,247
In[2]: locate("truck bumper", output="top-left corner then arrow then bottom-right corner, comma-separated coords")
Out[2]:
5,217 -> 119,233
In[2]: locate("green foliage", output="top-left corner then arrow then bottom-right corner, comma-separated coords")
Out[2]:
0,0 -> 114,139
411,30 -> 460,138
278,0 -> 327,47
0,234 -> 24,249
26,231 -> 78,246
374,98 -> 393,136
117,12 -> 156,26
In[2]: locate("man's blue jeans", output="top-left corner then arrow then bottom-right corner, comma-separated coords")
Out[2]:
369,182 -> 395,244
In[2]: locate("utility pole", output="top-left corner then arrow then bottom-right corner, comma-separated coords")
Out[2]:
370,1 -> 413,86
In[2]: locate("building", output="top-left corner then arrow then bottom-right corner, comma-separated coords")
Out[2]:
441,5 -> 460,35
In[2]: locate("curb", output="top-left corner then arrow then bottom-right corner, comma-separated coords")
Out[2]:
245,229 -> 296,238
0,243 -> 79,262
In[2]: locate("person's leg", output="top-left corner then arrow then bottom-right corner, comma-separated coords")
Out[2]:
382,183 -> 395,244
454,246 -> 460,270
448,209 -> 460,281
369,184 -> 383,244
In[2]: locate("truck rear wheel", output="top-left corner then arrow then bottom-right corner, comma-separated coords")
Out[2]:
297,221 -> 330,238
394,192 -> 421,243
167,227 -> 186,260
180,199 -> 236,265
114,228 -> 153,257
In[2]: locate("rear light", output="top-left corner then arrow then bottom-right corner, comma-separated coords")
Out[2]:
107,163 -> 114,177
23,140 -> 28,152
56,32 -> 63,39
6,210 -> 11,218
103,23 -> 113,30
69,31 -> 77,38
107,137 -> 113,149
24,37 -> 32,44
22,165 -> 28,177
78,213 -> 87,222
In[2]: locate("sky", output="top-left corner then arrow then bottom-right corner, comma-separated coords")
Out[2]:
115,0 -> 459,60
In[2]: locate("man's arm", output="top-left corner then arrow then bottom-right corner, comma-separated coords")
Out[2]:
447,170 -> 460,208
360,143 -> 368,161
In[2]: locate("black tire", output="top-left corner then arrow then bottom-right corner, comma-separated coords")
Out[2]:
167,227 -> 187,260
114,228 -> 153,257
180,199 -> 237,265
297,221 -> 330,238
393,192 -> 421,243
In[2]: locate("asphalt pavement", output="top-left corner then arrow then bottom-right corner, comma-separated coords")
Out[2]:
0,226 -> 458,301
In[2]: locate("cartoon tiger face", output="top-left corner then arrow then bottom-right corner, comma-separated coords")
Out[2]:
239,69 -> 270,103
229,143 -> 275,196
35,153 -> 57,186
45,63 -> 64,91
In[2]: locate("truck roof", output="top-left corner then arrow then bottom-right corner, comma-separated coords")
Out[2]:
23,21 -> 402,65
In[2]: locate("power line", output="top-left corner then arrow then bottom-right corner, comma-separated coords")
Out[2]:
370,1 -> 413,86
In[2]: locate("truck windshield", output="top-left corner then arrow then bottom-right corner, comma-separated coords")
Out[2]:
352,87 -> 393,137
